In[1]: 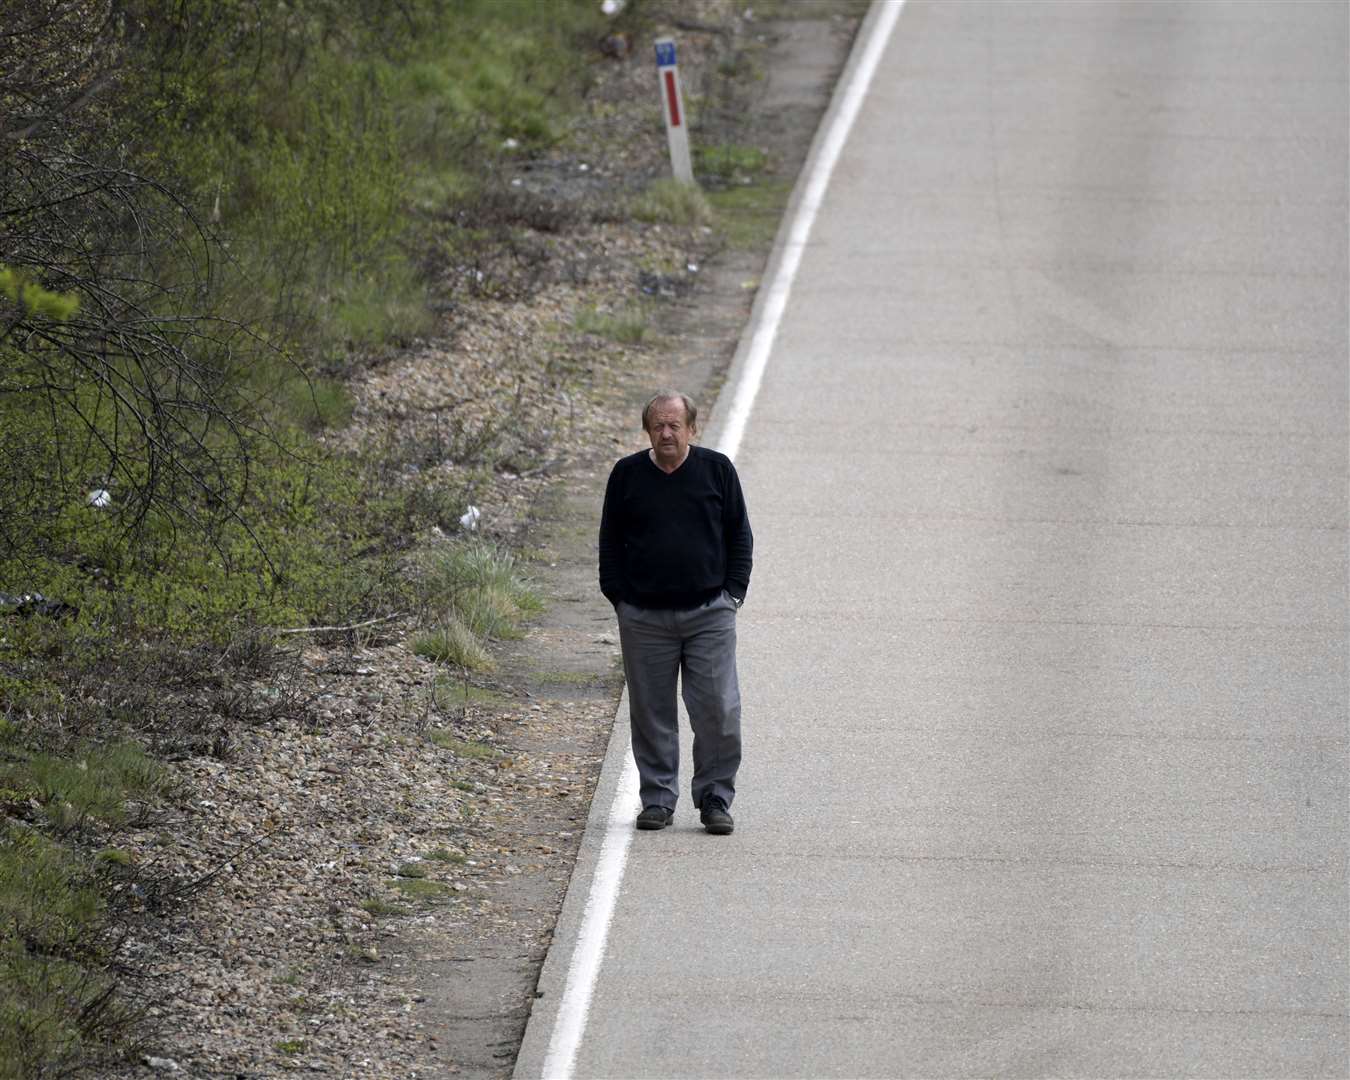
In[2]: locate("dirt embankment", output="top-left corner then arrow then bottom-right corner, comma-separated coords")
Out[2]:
116,4 -> 862,1077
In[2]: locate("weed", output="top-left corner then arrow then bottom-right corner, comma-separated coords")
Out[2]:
415,542 -> 543,621
275,1039 -> 305,1055
351,944 -> 380,963
428,731 -> 498,760
389,877 -> 452,903
413,617 -> 494,672
0,827 -> 136,1076
457,588 -> 528,642
95,848 -> 133,867
695,143 -> 768,185
426,848 -> 467,865
574,305 -> 649,344
2,742 -> 164,835
429,677 -> 506,712
631,179 -> 713,227
268,373 -> 355,433
411,540 -> 543,671
395,861 -> 427,879
359,897 -> 406,918
328,258 -> 437,349
534,669 -> 602,686
0,2 -> 617,1075
707,179 -> 792,250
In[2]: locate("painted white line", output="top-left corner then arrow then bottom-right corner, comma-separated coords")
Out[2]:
718,0 -> 904,462
540,757 -> 639,1078
537,4 -> 904,1077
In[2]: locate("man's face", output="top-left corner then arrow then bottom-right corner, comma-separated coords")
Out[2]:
646,399 -> 693,466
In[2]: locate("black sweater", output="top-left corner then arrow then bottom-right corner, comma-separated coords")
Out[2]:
598,445 -> 753,609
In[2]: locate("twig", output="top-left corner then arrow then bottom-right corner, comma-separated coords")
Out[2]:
275,612 -> 403,635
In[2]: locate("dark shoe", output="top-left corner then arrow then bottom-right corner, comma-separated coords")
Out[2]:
635,805 -> 673,830
699,796 -> 734,835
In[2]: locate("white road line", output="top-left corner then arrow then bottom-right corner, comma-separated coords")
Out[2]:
538,4 -> 904,1077
539,757 -> 638,1079
718,0 -> 905,462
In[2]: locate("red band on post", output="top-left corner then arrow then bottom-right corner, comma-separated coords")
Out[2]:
664,70 -> 681,127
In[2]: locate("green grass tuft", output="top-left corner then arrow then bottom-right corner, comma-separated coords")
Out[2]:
430,677 -> 507,711
631,179 -> 712,227
389,877 -> 452,902
706,179 -> 793,250
328,259 -> 437,349
695,143 -> 768,184
360,897 -> 406,918
574,305 -> 649,344
4,743 -> 164,834
428,731 -> 498,760
0,827 -> 134,1076
413,616 -> 494,672
411,540 -> 543,671
535,669 -> 604,687
95,848 -> 133,867
265,373 -> 355,433
416,542 -> 543,618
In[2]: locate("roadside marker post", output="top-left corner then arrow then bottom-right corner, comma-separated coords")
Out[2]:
654,37 -> 694,184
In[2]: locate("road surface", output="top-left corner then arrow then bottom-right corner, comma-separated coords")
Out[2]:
518,2 -> 1349,1076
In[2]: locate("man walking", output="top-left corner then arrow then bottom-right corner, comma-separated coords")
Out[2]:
598,391 -> 752,835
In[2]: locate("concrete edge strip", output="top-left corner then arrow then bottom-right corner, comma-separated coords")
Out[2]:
523,4 -> 905,1077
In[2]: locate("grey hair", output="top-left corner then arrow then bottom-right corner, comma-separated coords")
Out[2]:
641,390 -> 697,432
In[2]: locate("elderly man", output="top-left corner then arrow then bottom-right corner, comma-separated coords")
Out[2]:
598,391 -> 753,835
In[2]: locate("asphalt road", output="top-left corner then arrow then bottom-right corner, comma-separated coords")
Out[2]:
517,2 -> 1349,1076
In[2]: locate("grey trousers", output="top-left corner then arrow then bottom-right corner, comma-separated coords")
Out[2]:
615,592 -> 742,811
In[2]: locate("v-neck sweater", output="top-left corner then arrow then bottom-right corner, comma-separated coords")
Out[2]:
598,444 -> 753,609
